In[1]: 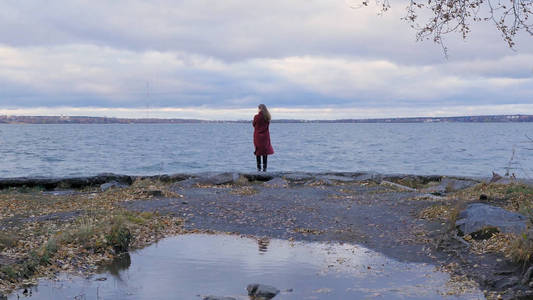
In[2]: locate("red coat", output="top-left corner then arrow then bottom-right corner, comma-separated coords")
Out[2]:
253,112 -> 274,156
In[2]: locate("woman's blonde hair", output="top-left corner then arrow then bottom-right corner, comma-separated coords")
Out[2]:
258,104 -> 271,122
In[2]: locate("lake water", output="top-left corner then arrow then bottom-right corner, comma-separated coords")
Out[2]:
8,234 -> 484,300
1,123 -> 532,178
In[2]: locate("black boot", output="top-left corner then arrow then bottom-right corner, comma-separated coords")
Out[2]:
256,156 -> 261,172
262,155 -> 267,172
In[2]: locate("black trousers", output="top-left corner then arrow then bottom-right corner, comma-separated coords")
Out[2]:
256,155 -> 267,171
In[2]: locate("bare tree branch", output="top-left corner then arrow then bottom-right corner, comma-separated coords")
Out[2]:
357,0 -> 533,54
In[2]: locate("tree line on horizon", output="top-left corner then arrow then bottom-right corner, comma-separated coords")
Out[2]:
1,115 -> 532,124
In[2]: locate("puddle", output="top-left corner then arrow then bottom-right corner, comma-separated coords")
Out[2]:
9,234 -> 484,299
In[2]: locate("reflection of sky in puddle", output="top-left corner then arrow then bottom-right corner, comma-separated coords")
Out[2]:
9,234 -> 484,299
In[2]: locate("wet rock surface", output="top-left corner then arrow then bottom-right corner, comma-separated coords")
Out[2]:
123,172 -> 483,265
119,172 -> 533,299
282,173 -> 314,182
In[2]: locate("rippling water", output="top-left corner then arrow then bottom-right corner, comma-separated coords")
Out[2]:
1,123 -> 532,178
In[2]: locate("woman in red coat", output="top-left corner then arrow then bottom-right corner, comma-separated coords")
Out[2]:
253,104 -> 274,172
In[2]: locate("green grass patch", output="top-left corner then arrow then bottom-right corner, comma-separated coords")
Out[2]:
453,182 -> 533,210
105,216 -> 132,253
506,184 -> 533,197
123,211 -> 154,225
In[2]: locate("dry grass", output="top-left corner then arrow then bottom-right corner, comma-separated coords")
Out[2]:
468,233 -> 514,255
418,198 -> 468,230
507,232 -> 533,264
0,179 -> 186,292
447,199 -> 470,227
452,182 -> 533,213
388,176 -> 441,189
229,186 -> 258,196
419,204 -> 453,220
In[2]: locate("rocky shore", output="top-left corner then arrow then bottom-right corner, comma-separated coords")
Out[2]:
0,171 -> 532,299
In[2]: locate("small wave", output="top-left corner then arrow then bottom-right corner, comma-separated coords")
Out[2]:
42,156 -> 65,162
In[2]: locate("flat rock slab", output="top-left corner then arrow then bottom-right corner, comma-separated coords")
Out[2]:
172,178 -> 199,189
263,177 -> 288,188
136,173 -> 189,183
196,173 -> 240,185
422,178 -> 478,195
41,190 -> 78,196
317,175 -> 357,182
380,181 -> 417,192
456,203 -> 527,237
351,172 -> 383,183
100,181 -> 129,191
172,173 -> 242,189
283,173 -> 314,182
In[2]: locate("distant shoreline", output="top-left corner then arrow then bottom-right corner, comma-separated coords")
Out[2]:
1,114 -> 532,124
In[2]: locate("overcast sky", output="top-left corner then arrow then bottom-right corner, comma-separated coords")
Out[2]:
0,0 -> 532,120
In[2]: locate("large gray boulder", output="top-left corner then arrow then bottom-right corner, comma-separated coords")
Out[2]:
456,203 -> 527,238
247,283 -> 280,299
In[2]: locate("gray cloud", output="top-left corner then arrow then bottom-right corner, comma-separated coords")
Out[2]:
0,0 -> 531,117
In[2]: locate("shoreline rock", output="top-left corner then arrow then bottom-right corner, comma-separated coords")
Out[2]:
247,283 -> 280,299
0,171 -> 499,191
456,203 -> 528,238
